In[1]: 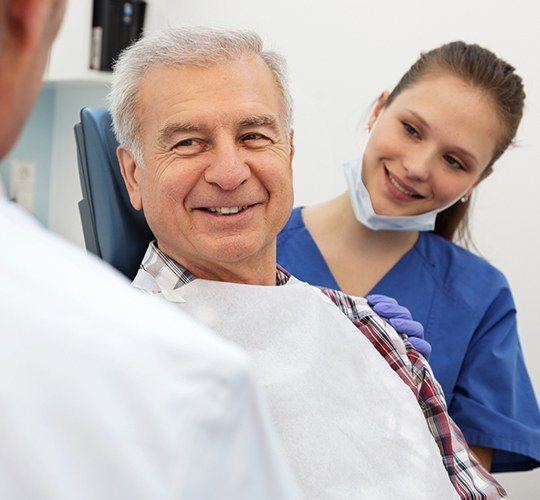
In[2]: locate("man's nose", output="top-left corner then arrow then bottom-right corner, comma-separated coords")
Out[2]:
204,142 -> 250,190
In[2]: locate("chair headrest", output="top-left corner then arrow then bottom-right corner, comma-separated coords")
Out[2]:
78,107 -> 154,280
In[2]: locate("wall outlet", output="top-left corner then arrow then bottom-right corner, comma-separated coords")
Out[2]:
10,159 -> 36,213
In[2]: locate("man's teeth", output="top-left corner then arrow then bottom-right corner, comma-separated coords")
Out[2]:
207,205 -> 249,215
388,173 -> 418,197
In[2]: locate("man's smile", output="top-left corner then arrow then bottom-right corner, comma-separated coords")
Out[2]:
198,202 -> 261,216
205,205 -> 250,215
192,203 -> 262,225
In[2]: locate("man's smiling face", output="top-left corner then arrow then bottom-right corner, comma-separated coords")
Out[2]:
119,54 -> 294,279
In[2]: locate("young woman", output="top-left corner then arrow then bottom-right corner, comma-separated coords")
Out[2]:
277,42 -> 539,472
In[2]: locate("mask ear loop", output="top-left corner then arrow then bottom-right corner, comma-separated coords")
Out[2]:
355,158 -> 363,186
355,130 -> 376,186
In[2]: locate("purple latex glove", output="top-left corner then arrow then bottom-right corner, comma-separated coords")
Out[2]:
366,294 -> 432,360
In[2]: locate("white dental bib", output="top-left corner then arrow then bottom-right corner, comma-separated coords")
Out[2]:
167,278 -> 457,499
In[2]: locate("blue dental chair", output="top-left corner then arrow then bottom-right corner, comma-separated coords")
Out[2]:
74,107 -> 154,280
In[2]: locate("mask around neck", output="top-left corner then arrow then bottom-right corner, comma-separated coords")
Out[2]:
343,158 -> 442,231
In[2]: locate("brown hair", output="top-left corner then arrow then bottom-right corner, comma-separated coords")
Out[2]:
386,41 -> 525,245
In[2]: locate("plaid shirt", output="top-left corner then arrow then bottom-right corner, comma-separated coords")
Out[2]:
135,241 -> 506,499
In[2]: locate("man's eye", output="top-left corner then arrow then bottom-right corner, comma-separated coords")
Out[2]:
402,122 -> 420,138
242,133 -> 271,145
173,138 -> 205,154
444,154 -> 465,170
176,139 -> 198,147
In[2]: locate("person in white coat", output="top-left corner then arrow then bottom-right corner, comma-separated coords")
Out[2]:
0,1 -> 299,498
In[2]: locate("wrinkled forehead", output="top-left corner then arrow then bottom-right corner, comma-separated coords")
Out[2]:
137,55 -> 287,140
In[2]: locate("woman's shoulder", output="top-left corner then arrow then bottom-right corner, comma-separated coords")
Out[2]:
277,207 -> 307,249
417,232 -> 512,309
279,206 -> 305,234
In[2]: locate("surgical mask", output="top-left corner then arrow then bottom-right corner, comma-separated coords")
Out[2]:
343,158 -> 443,231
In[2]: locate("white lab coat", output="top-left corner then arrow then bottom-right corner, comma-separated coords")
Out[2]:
0,196 -> 300,500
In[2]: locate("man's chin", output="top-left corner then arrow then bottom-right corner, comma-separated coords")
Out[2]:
203,241 -> 267,265
158,233 -> 276,277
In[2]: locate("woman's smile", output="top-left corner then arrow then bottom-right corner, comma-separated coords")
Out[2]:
383,164 -> 427,202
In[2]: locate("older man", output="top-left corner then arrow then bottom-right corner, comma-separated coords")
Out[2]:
113,27 -> 505,499
0,3 -> 300,498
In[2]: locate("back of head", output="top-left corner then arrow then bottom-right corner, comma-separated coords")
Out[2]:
0,0 -> 67,159
386,41 -> 525,243
108,26 -> 293,166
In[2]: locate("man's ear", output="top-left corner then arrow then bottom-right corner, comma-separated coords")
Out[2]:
368,91 -> 389,131
117,146 -> 143,211
3,0 -> 53,50
289,129 -> 295,164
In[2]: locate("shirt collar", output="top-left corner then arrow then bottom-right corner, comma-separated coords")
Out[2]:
140,240 -> 291,290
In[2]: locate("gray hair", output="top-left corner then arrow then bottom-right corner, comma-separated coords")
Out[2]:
107,26 -> 293,165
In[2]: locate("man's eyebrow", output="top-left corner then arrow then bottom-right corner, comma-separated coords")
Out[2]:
405,109 -> 478,166
158,115 -> 280,142
238,114 -> 280,131
158,122 -> 206,143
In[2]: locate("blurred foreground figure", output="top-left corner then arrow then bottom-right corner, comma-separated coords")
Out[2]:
0,1 -> 299,498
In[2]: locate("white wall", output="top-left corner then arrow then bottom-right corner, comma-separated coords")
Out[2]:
47,0 -> 93,80
47,0 -> 110,84
141,0 -> 540,496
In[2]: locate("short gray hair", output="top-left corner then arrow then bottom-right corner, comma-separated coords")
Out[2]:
107,26 -> 293,165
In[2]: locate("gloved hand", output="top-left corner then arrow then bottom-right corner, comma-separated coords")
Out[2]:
366,294 -> 431,360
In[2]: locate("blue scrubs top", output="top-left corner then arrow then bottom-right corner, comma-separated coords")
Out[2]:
277,207 -> 540,473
